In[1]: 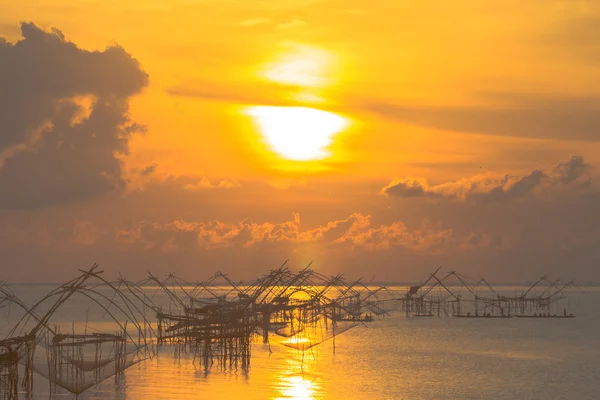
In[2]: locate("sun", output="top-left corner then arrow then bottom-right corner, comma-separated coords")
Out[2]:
245,106 -> 348,161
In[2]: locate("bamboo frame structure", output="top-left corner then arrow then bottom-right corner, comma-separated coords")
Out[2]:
0,263 -> 580,398
386,268 -> 579,318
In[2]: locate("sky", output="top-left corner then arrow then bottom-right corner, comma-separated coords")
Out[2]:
1,0 -> 599,283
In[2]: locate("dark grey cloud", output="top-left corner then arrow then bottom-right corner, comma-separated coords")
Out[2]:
382,179 -> 444,199
0,22 -> 148,209
383,156 -> 593,204
471,170 -> 546,204
364,93 -> 600,142
554,155 -> 590,184
139,163 -> 158,176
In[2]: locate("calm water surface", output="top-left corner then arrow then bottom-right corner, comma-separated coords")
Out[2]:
2,285 -> 599,399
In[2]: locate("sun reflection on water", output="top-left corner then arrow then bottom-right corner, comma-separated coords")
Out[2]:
282,336 -> 315,351
274,354 -> 321,400
275,374 -> 319,400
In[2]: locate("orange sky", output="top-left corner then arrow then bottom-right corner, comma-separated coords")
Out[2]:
1,1 -> 600,282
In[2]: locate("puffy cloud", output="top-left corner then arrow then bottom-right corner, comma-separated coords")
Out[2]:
334,219 -> 452,252
469,170 -> 546,204
1,175 -> 600,282
553,155 -> 591,185
0,22 -> 148,209
382,156 -> 593,204
114,212 -> 453,253
123,170 -> 242,194
381,178 -> 445,199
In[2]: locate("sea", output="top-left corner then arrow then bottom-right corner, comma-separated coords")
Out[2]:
1,284 -> 599,400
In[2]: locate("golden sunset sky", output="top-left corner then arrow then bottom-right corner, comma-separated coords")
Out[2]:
1,0 -> 599,282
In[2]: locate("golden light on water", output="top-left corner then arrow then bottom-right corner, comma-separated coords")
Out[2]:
274,338 -> 321,400
275,375 -> 318,400
245,106 -> 348,161
282,335 -> 313,350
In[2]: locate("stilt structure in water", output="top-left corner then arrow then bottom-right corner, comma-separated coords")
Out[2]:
387,267 -> 579,318
145,261 -> 385,369
0,263 -> 581,398
0,283 -> 36,400
0,335 -> 35,400
1,265 -> 154,397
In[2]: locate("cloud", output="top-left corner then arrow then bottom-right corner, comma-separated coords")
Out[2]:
381,178 -> 444,199
554,155 -> 591,185
469,170 -> 546,204
1,174 -> 600,282
114,212 -> 453,253
122,171 -> 244,195
382,156 -> 594,204
334,219 -> 452,252
363,93 -> 600,142
183,177 -> 240,190
139,163 -> 158,176
0,22 -> 148,209
166,79 -> 314,107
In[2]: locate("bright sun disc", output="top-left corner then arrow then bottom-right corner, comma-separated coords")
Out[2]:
246,106 -> 348,161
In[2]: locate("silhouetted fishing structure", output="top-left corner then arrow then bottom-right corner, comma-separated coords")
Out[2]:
147,261 -> 385,369
389,267 -> 579,318
0,263 -> 581,398
1,265 -> 153,397
0,283 -> 36,400
0,262 -> 388,397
